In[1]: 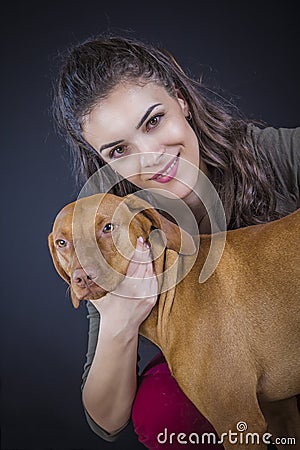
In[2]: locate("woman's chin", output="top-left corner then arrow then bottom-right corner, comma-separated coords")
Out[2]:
152,180 -> 196,201
128,171 -> 198,201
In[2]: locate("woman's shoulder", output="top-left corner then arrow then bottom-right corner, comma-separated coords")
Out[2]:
247,123 -> 300,211
247,123 -> 300,168
247,123 -> 300,150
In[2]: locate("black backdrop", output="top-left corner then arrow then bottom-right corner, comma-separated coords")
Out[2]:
1,1 -> 299,449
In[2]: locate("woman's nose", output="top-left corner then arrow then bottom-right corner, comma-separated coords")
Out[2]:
140,151 -> 163,168
136,136 -> 164,168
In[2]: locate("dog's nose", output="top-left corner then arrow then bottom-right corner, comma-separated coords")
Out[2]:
72,268 -> 95,287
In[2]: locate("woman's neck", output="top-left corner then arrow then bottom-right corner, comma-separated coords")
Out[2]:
182,162 -> 215,233
151,163 -> 216,235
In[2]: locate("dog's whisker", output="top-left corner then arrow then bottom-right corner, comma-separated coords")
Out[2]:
65,285 -> 71,298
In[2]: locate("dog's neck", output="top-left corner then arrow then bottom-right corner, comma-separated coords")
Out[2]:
138,238 -> 212,351
139,248 -> 186,349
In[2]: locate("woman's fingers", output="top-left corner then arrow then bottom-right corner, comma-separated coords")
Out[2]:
126,237 -> 152,277
110,236 -> 157,299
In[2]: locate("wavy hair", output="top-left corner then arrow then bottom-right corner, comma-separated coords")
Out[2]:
53,35 -> 282,229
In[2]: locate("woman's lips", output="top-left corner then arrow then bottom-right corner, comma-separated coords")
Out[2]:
150,153 -> 180,183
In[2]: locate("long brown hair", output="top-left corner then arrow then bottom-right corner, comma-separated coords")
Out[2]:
54,35 -> 282,229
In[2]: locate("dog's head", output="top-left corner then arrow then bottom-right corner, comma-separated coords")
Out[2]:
48,193 -> 196,308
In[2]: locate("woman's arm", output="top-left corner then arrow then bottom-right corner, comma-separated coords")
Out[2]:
82,311 -> 139,434
81,238 -> 158,438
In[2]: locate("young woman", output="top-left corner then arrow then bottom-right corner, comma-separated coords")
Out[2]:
54,35 -> 300,449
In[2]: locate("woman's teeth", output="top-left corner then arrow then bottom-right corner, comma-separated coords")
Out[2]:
157,156 -> 178,179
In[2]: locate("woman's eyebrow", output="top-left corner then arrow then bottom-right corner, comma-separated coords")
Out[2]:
136,103 -> 162,129
99,103 -> 162,152
99,139 -> 124,153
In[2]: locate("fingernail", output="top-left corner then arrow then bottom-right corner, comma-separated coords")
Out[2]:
138,236 -> 144,244
145,242 -> 150,249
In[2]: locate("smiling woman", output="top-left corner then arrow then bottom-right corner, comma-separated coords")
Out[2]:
54,35 -> 296,230
82,81 -> 200,203
53,34 -> 300,449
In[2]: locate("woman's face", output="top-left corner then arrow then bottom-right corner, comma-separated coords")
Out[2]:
83,81 -> 201,200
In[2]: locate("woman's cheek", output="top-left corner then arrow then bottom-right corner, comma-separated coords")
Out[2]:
113,155 -> 140,179
158,122 -> 183,150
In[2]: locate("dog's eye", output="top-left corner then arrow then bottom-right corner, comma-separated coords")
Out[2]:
103,223 -> 114,233
56,239 -> 67,248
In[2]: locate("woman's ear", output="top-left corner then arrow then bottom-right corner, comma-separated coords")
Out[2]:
175,89 -> 189,117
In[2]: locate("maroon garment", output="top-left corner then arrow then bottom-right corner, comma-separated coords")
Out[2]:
132,352 -> 224,449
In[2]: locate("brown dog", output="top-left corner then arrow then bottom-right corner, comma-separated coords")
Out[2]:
48,193 -> 300,449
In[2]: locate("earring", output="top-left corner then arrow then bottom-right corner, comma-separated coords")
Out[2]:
186,111 -> 192,121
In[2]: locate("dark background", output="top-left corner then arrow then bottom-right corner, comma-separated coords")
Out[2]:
1,1 -> 299,449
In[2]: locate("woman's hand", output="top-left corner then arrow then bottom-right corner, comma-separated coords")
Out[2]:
90,237 -> 158,337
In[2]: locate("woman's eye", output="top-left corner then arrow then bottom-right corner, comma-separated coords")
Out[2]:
56,239 -> 67,248
146,114 -> 162,131
103,223 -> 114,233
110,146 -> 126,159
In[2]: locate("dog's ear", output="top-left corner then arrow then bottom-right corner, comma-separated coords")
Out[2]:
70,288 -> 80,309
124,195 -> 196,255
48,233 -> 71,284
48,233 -> 80,309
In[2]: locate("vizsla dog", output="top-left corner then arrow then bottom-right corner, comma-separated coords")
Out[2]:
48,193 -> 300,449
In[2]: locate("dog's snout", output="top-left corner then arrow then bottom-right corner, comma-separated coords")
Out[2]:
73,268 -> 96,287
